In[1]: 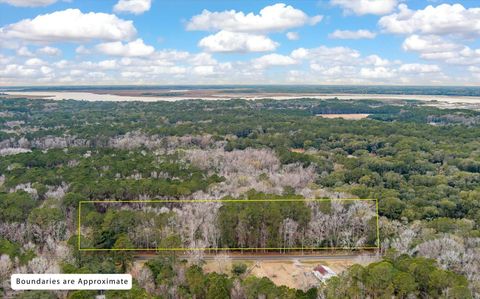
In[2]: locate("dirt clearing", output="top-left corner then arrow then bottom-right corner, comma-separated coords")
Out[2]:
316,114 -> 370,120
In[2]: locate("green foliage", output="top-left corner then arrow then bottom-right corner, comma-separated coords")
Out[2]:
63,192 -> 84,211
67,290 -> 97,299
105,282 -> 152,299
243,276 -> 276,298
113,234 -> 134,272
217,199 -> 311,248
205,272 -> 232,299
0,191 -> 37,222
28,207 -> 64,227
186,265 -> 206,297
231,262 -> 248,276
426,217 -> 474,235
0,237 -> 19,258
0,237 -> 35,265
323,255 -> 472,299
146,257 -> 176,288
14,291 -> 56,299
379,197 -> 406,220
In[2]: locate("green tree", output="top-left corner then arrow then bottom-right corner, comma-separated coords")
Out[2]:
186,265 -> 206,298
231,263 -> 248,276
105,282 -> 152,299
205,273 -> 231,299
0,191 -> 37,222
113,234 -> 134,272
393,272 -> 417,298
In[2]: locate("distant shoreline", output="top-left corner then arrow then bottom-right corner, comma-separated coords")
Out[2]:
3,91 -> 480,110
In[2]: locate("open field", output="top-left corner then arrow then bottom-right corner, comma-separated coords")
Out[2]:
316,113 -> 370,120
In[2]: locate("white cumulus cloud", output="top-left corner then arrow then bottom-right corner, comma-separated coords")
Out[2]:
399,63 -> 440,73
0,9 -> 136,43
198,31 -> 278,53
401,34 -> 480,64
37,46 -> 61,56
16,46 -> 33,56
379,4 -> 480,38
96,38 -> 155,57
329,29 -> 376,39
0,64 -> 37,78
360,67 -> 395,79
402,34 -> 461,54
192,65 -> 215,76
252,53 -> 297,69
75,45 -> 91,55
25,58 -> 45,66
365,55 -> 390,66
114,0 -> 152,15
40,65 -> 53,75
291,46 -> 360,63
97,60 -> 117,70
286,32 -> 299,40
331,0 -> 397,16
187,3 -> 322,33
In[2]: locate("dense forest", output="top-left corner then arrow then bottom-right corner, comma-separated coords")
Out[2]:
1,97 -> 479,298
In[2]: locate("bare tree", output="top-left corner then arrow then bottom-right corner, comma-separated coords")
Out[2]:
186,240 -> 206,266
236,219 -> 248,252
136,266 -> 156,294
185,148 -> 317,198
27,256 -> 59,274
280,218 -> 299,252
231,279 -> 246,299
0,254 -> 13,290
214,253 -> 232,274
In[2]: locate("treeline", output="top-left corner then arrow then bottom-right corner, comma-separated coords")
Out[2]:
217,199 -> 377,249
79,198 -> 377,250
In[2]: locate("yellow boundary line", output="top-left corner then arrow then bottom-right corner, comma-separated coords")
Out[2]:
78,198 -> 379,251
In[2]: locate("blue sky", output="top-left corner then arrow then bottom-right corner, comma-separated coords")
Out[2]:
0,0 -> 479,85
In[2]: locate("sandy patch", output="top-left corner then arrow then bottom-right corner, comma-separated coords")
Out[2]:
316,114 -> 370,120
290,148 -> 306,153
3,91 -> 175,102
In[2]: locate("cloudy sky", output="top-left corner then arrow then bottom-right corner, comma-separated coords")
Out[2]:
0,0 -> 479,86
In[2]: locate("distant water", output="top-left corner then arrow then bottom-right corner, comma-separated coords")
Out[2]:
2,85 -> 480,97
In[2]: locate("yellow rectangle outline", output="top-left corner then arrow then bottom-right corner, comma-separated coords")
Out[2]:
78,198 -> 379,251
